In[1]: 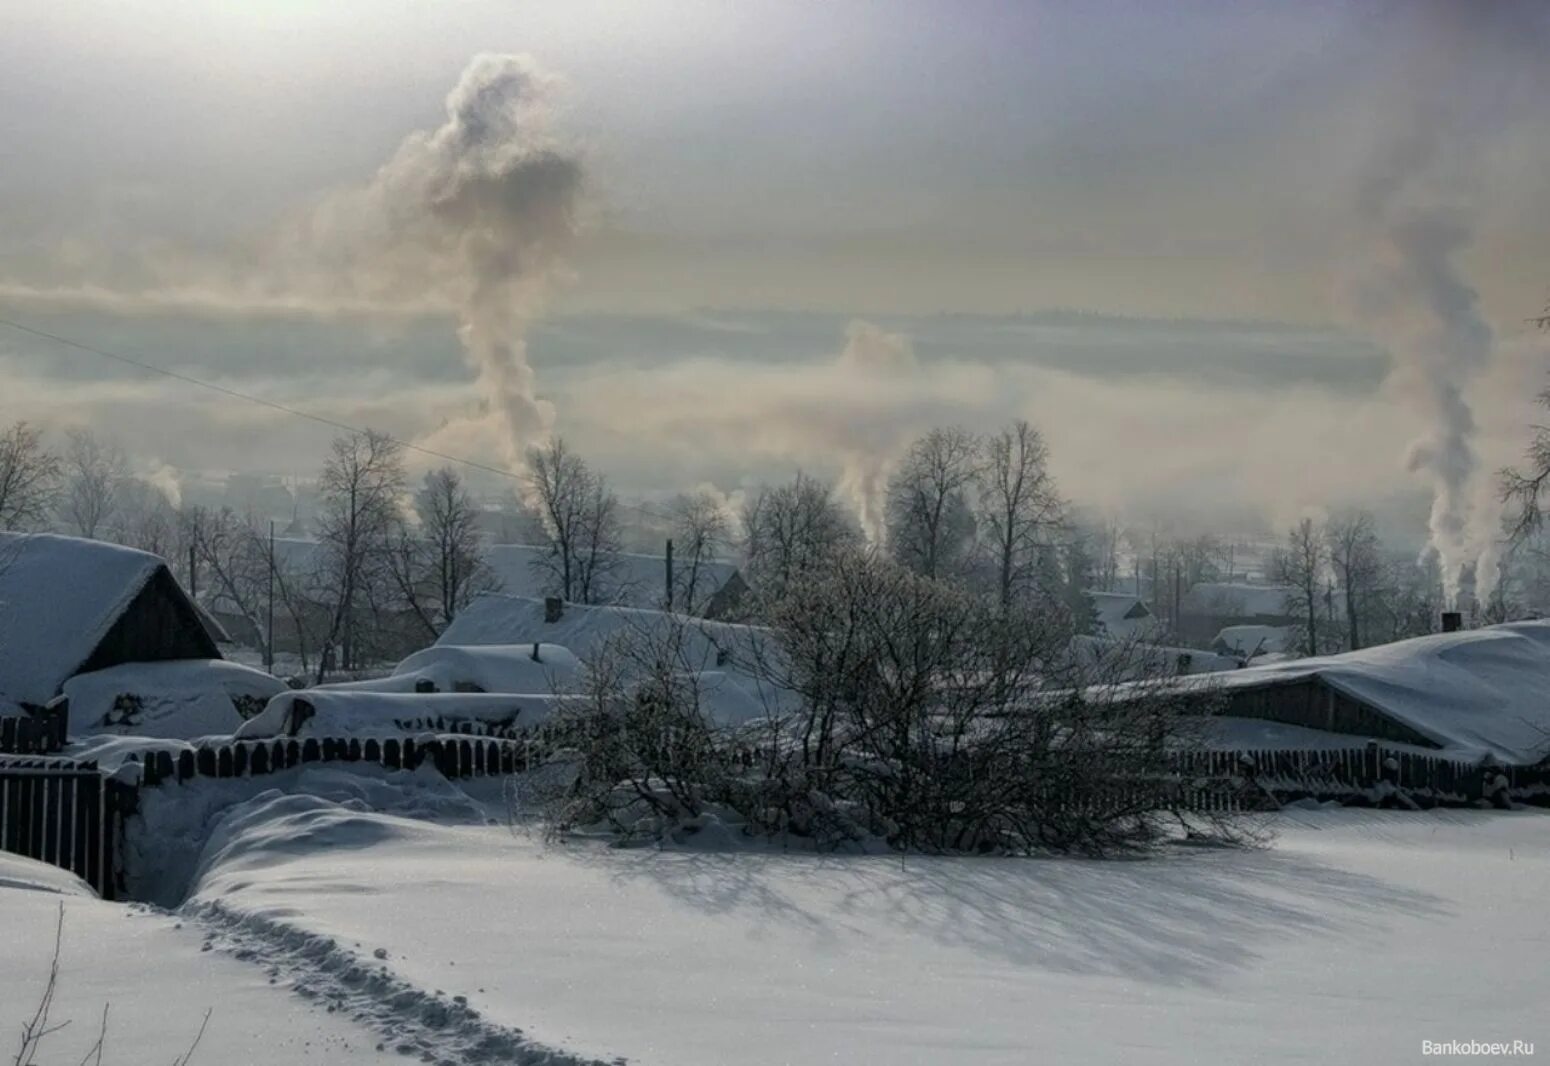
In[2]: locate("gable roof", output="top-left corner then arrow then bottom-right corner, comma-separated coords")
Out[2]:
1090,592 -> 1150,627
0,533 -> 166,707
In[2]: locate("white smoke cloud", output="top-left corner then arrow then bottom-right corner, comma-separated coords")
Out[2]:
270,54 -> 584,471
141,460 -> 183,508
1342,2 -> 1547,607
833,320 -> 917,541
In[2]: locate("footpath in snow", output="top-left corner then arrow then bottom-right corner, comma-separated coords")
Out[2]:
0,852 -> 374,1064
170,779 -> 1550,1066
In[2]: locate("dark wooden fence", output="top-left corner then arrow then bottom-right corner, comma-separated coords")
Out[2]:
1166,745 -> 1550,810
0,756 -> 135,899
0,705 -> 69,755
125,733 -> 545,787
5,722 -> 1547,901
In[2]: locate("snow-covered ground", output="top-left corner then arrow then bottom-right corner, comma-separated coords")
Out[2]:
7,756 -> 1546,1065
0,852 -> 377,1064
161,779 -> 1550,1066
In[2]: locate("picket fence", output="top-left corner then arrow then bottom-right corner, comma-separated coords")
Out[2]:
4,709 -> 1549,900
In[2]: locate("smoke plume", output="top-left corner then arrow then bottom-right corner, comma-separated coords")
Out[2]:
832,320 -> 918,541
265,54 -> 584,470
1345,3 -> 1545,606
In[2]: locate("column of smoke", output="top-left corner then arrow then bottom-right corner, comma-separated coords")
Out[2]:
832,320 -> 918,543
1347,3 -> 1543,608
274,54 -> 584,474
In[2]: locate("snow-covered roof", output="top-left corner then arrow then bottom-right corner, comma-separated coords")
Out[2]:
316,643 -> 584,696
60,659 -> 286,741
1180,582 -> 1295,618
1213,624 -> 1296,657
236,689 -> 558,739
1204,621 -> 1550,763
0,533 -> 165,707
1090,592 -> 1149,626
1089,591 -> 1158,640
439,594 -> 765,669
1067,635 -> 1242,680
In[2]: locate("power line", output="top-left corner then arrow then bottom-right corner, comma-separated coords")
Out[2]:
0,312 -> 675,523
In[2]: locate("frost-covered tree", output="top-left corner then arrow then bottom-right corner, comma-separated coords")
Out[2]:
741,472 -> 860,604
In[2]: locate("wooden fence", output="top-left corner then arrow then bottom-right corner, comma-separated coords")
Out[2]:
0,705 -> 68,755
126,733 -> 544,787
4,721 -> 1548,901
1165,745 -> 1550,809
0,756 -> 134,899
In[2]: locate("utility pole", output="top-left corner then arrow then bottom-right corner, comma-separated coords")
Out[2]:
665,537 -> 674,611
267,519 -> 276,673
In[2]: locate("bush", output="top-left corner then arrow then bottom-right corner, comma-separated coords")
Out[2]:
547,552 -> 1247,855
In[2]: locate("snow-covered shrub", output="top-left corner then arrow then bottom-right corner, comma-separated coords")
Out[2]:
551,551 -> 1247,855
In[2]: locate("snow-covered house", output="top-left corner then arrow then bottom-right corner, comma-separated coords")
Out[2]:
1089,592 -> 1159,642
1162,620 -> 1550,764
439,593 -> 761,670
0,533 -> 222,712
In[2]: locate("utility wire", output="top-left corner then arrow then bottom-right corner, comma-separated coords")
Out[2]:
0,312 -> 675,523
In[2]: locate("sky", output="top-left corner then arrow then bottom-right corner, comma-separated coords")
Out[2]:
1,0 -> 1548,542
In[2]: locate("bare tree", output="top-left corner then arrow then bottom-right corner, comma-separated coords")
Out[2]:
0,421 -> 60,531
750,551 -> 1237,853
884,427 -> 981,581
526,438 -> 621,603
314,431 -> 406,680
1271,518 -> 1327,656
1501,384 -> 1550,542
58,430 -> 127,539
388,466 -> 494,637
975,420 -> 1064,609
668,491 -> 730,612
106,478 -> 179,557
575,475 -> 624,604
1325,510 -> 1382,650
741,472 -> 860,603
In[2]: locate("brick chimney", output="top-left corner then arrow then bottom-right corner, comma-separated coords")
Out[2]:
544,596 -> 564,624
1441,611 -> 1462,633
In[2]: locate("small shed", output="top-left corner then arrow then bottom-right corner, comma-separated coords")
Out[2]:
0,533 -> 221,711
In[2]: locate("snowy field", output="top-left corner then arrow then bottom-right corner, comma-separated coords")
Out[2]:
4,769 -> 1546,1065
48,767 -> 1550,1066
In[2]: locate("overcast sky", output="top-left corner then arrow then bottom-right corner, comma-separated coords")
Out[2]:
1,1 -> 1547,536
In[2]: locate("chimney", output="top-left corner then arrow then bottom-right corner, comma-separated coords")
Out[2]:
544,596 -> 564,624
1441,611 -> 1462,633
